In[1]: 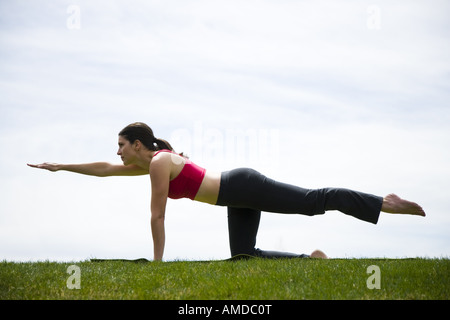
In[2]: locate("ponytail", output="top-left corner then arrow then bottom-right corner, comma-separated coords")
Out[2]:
154,138 -> 173,152
156,138 -> 187,157
119,122 -> 187,157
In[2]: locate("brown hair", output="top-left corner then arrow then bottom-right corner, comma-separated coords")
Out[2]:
119,122 -> 185,156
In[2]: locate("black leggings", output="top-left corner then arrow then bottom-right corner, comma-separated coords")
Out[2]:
216,168 -> 383,258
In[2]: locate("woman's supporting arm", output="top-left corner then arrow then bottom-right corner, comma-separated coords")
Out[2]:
151,215 -> 166,261
27,162 -> 148,177
149,155 -> 171,261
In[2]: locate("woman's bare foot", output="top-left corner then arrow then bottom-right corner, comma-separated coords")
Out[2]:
381,194 -> 426,217
310,249 -> 328,259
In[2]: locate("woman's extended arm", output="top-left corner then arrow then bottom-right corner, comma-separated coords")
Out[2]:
27,162 -> 148,177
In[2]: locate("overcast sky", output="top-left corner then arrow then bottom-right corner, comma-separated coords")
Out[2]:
1,0 -> 449,261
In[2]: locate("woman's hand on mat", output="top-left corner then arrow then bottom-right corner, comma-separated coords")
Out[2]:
27,162 -> 60,172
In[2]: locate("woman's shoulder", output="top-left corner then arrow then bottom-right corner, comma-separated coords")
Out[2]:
151,149 -> 187,170
153,149 -> 173,157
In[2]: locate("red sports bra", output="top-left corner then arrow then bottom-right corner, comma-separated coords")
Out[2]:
153,150 -> 206,200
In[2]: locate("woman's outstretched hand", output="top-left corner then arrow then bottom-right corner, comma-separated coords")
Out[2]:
27,163 -> 60,172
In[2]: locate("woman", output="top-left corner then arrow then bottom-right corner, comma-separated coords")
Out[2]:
28,122 -> 426,261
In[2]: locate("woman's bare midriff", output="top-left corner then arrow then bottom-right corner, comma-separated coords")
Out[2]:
194,170 -> 221,205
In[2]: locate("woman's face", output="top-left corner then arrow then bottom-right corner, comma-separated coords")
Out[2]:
117,136 -> 136,165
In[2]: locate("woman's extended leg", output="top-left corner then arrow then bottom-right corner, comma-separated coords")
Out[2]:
218,168 -> 384,224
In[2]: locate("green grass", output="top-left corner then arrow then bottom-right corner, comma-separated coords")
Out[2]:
0,258 -> 448,300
